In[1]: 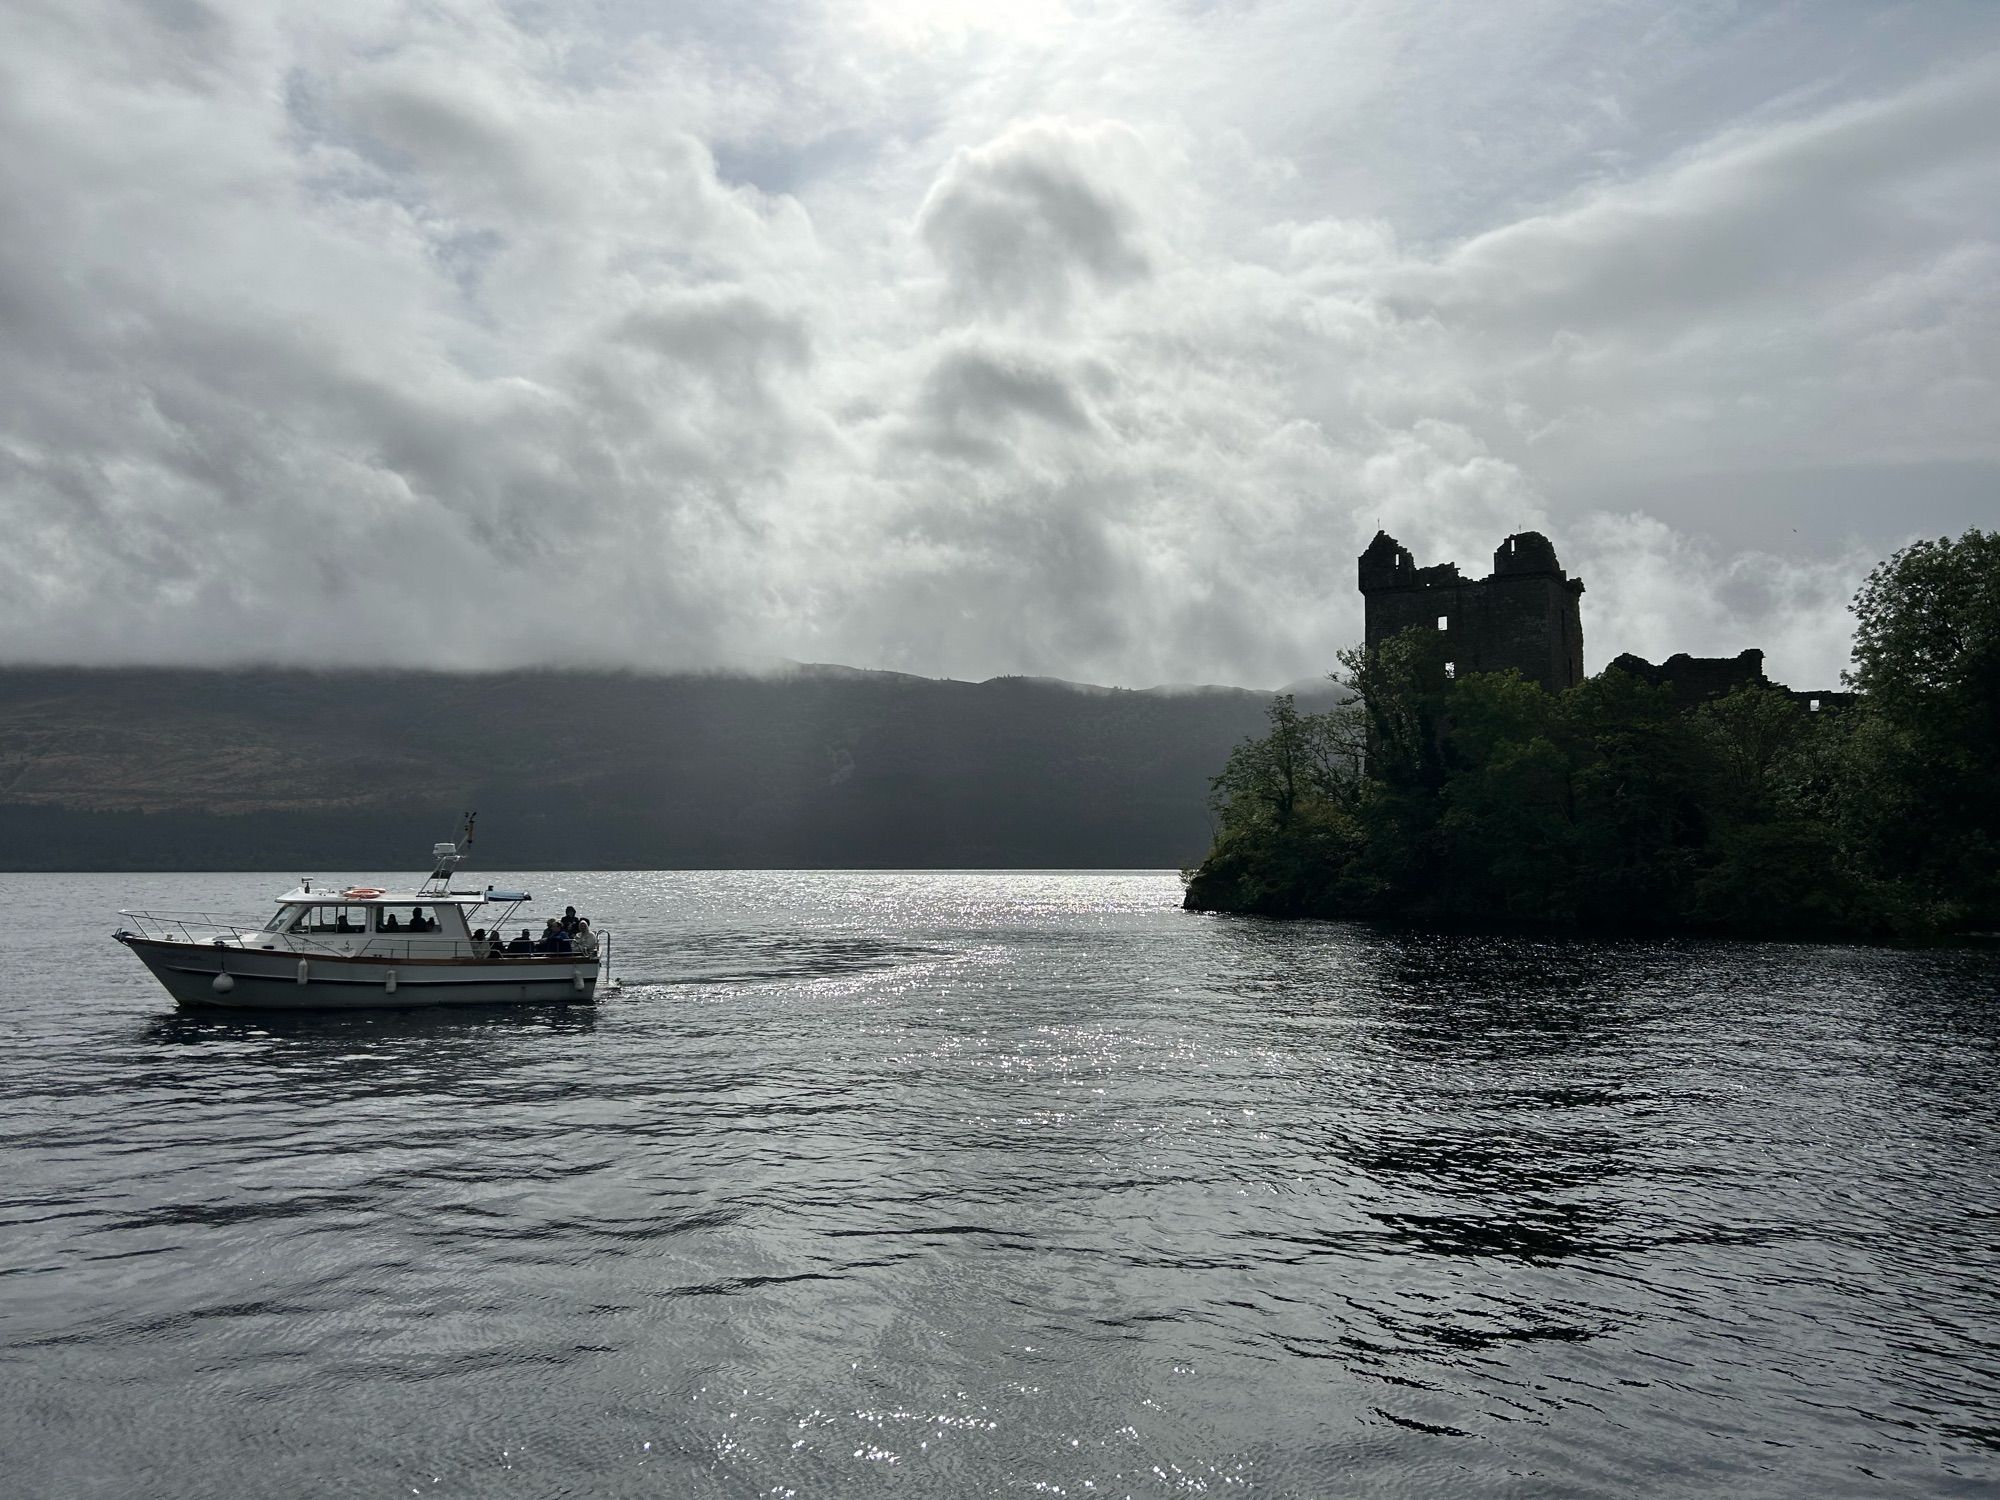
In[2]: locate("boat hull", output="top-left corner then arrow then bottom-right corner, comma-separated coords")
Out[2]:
120,936 -> 600,1010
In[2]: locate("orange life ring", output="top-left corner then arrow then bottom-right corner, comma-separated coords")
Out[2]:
342,886 -> 385,899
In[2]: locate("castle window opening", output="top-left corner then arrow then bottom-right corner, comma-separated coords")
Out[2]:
1437,615 -> 1448,630
1445,662 -> 1456,679
1810,698 -> 1821,712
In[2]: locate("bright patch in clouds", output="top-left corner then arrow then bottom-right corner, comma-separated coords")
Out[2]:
1,1 -> 1995,689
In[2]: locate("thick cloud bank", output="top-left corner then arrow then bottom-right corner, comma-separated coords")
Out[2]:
2,2 -> 1995,688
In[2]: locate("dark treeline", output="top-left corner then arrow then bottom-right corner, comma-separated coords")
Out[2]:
1184,529 -> 2000,938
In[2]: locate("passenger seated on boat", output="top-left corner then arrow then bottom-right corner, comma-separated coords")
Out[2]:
382,913 -> 399,931
335,913 -> 355,932
507,928 -> 533,954
471,927 -> 492,957
538,918 -> 572,954
408,907 -> 430,932
574,918 -> 598,955
561,905 -> 579,936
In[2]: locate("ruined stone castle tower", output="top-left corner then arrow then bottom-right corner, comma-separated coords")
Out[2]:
1358,530 -> 1585,692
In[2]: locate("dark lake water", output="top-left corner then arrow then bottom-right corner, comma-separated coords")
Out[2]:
2,870 -> 1997,1498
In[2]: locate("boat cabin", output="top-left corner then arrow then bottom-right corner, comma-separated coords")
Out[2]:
237,884 -> 545,960
262,898 -> 473,943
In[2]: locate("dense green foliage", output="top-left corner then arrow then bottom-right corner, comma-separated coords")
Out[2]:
1186,529 -> 2000,937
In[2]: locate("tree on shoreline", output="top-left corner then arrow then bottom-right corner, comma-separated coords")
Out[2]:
1844,530 -> 2000,924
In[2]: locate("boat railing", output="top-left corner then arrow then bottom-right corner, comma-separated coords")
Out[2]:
334,936 -> 609,963
116,910 -> 607,965
116,910 -> 269,946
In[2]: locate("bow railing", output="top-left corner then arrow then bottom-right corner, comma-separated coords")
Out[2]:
115,910 -> 268,946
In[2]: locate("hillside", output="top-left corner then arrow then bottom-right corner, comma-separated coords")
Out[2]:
0,665 -> 1312,870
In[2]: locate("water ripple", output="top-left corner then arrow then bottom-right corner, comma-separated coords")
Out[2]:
0,870 -> 1996,1497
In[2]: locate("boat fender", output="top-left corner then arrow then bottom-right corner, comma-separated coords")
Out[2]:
385,969 -> 397,995
297,960 -> 309,986
211,972 -> 235,995
573,972 -> 586,993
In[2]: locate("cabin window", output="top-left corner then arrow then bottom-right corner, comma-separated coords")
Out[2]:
375,907 -> 438,933
286,912 -> 368,936
301,905 -> 370,932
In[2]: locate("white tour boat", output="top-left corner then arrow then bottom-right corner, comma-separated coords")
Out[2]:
114,840 -> 612,1010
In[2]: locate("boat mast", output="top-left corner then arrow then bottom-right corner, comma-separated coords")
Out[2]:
418,811 -> 477,898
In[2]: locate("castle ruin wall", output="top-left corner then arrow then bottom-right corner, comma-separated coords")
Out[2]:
1358,531 -> 1585,693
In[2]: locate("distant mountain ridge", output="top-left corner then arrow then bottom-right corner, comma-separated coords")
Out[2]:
0,664 -> 1329,870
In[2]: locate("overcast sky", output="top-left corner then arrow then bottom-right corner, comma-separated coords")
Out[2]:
3,2 -> 1994,689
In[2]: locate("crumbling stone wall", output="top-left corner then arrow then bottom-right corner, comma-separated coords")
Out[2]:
1608,649 -> 1768,708
1358,530 -> 1585,692
1608,650 -> 1855,712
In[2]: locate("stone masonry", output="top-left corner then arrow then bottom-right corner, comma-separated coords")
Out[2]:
1609,650 -> 1856,713
1358,530 -> 1586,693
